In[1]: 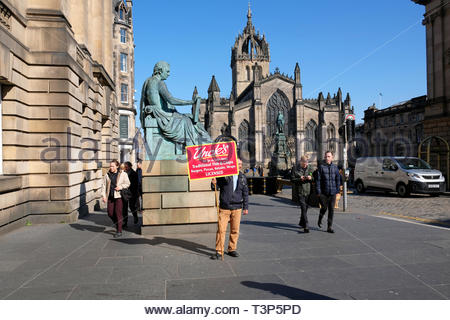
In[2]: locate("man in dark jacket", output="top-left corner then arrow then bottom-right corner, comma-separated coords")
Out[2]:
123,161 -> 139,227
291,155 -> 314,233
136,160 -> 143,212
316,151 -> 341,233
211,159 -> 249,260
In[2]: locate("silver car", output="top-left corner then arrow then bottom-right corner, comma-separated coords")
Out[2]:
354,157 -> 446,197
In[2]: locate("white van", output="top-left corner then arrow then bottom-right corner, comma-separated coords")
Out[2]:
354,157 -> 446,197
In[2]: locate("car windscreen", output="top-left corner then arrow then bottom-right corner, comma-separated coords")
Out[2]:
396,158 -> 431,170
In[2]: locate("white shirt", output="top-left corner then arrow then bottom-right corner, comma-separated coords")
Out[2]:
232,174 -> 238,191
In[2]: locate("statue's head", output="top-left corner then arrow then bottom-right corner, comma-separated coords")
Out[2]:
153,61 -> 170,80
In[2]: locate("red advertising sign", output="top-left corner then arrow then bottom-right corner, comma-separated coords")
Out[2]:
186,141 -> 238,180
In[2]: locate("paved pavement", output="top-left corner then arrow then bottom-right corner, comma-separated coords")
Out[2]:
0,194 -> 449,300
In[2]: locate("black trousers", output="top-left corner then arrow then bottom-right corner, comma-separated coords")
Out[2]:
318,194 -> 337,228
298,195 -> 309,228
123,196 -> 139,222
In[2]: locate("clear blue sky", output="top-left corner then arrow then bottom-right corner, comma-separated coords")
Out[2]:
133,0 -> 426,125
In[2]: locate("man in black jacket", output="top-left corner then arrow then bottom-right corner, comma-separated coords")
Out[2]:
211,159 -> 249,260
316,151 -> 341,233
123,161 -> 139,227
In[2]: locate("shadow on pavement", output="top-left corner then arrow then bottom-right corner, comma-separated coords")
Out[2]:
241,281 -> 334,300
242,220 -> 300,232
69,224 -> 107,233
424,219 -> 450,228
113,236 -> 215,257
74,211 -> 141,235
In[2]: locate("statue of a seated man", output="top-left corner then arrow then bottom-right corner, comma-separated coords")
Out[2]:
140,61 -> 211,148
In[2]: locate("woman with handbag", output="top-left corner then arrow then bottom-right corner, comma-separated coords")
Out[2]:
102,160 -> 130,238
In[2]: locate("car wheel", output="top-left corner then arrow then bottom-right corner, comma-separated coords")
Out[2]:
356,180 -> 365,194
396,183 -> 410,197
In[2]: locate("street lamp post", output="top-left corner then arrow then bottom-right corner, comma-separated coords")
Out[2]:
343,120 -> 348,212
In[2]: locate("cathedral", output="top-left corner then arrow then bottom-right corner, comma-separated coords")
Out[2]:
199,6 -> 354,169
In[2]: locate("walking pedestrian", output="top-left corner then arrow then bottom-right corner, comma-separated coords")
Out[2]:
316,151 -> 342,233
291,156 -> 314,233
123,161 -> 139,227
211,159 -> 249,260
136,160 -> 143,213
101,160 -> 130,238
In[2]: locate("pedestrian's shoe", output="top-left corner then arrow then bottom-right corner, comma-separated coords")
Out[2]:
114,232 -> 122,238
327,228 -> 335,234
299,218 -> 306,228
133,216 -> 139,224
210,252 -> 222,260
304,228 -> 310,233
318,216 -> 323,228
227,251 -> 240,257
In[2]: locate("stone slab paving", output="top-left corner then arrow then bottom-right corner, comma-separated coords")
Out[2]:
0,194 -> 449,300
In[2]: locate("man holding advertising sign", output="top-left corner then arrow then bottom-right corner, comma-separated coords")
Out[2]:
186,141 -> 248,260
211,159 -> 249,260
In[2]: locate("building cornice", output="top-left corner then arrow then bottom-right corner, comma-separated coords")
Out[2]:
93,62 -> 115,90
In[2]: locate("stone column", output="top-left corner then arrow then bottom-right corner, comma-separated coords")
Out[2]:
89,0 -> 105,65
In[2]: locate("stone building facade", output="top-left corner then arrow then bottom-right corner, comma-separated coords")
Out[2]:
413,0 -> 450,143
359,96 -> 426,158
113,0 -> 138,163
199,7 -> 353,169
0,0 -> 126,233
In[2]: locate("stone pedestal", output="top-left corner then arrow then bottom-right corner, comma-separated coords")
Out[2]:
141,160 -> 218,235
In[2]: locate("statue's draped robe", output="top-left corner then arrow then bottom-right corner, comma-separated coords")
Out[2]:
141,77 -> 211,146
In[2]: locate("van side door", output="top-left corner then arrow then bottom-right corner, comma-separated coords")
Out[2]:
380,158 -> 398,191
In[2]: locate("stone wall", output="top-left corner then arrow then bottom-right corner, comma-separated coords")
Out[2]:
0,0 -> 119,233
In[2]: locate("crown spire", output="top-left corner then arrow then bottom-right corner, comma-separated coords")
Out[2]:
245,1 -> 253,32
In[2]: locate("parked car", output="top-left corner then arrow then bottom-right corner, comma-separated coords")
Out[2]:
354,157 -> 446,197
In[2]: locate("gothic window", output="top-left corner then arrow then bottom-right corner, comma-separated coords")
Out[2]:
253,64 -> 262,81
120,53 -> 127,72
266,89 -> 290,137
238,120 -> 251,159
327,123 -> 336,153
220,123 -> 230,136
119,8 -> 124,21
120,83 -> 128,102
305,120 -> 318,152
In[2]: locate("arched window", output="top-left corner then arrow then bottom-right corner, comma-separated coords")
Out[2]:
305,120 -> 318,152
266,89 -> 290,137
327,123 -> 336,153
238,120 -> 251,160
